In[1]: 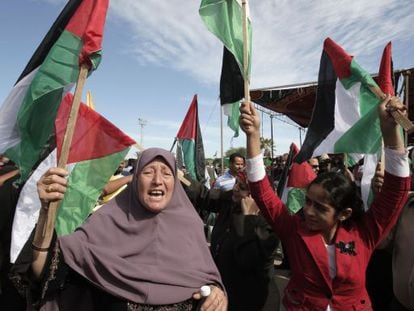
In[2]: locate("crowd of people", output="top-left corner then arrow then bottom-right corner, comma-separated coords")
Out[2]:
0,95 -> 413,310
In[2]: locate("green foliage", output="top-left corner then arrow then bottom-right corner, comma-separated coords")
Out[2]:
225,147 -> 246,158
260,137 -> 274,157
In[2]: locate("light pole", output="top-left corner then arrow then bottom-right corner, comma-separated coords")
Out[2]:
299,127 -> 305,147
270,113 -> 274,159
138,118 -> 147,146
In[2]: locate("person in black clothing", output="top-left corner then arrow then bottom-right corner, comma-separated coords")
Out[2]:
210,172 -> 281,311
181,171 -> 281,310
0,160 -> 25,310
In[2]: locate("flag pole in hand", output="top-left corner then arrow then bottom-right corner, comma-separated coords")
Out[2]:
33,64 -> 89,245
369,85 -> 414,134
242,0 -> 250,103
242,0 -> 251,114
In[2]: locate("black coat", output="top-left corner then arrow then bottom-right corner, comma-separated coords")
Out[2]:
210,203 -> 280,311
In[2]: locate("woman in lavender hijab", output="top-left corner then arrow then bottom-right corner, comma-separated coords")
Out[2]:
23,148 -> 227,310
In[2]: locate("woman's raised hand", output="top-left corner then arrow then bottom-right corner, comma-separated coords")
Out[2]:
378,95 -> 406,152
239,101 -> 260,136
37,167 -> 68,205
240,101 -> 262,159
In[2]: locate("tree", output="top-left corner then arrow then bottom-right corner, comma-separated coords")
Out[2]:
225,147 -> 246,158
260,137 -> 274,157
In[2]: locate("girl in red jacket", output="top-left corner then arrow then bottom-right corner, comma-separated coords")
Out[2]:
239,95 -> 410,311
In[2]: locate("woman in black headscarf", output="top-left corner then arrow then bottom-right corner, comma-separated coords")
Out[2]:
17,148 -> 227,310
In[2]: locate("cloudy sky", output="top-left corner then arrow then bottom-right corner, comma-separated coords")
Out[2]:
1,0 -> 414,158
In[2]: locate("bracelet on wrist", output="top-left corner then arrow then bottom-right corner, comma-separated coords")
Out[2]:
31,244 -> 50,252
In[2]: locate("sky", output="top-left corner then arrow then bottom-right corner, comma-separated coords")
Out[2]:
1,0 -> 414,159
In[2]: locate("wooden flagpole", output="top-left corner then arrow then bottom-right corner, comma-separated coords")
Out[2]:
369,85 -> 414,134
242,0 -> 250,103
220,104 -> 224,175
369,84 -> 412,171
57,65 -> 89,168
32,64 -> 89,245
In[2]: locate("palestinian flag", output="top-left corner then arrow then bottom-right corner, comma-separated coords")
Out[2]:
199,0 -> 252,137
377,42 -> 394,96
10,94 -> 135,262
0,0 -> 109,182
278,143 -> 317,214
283,162 -> 317,214
175,95 -> 206,182
295,38 -> 382,163
220,47 -> 244,136
360,42 -> 395,210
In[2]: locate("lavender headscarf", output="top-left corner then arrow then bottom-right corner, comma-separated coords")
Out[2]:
58,148 -> 223,305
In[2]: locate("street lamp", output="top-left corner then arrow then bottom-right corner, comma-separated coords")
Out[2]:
138,118 -> 147,146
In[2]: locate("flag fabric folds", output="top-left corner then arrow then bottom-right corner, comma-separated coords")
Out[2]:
283,162 -> 317,214
176,95 -> 206,182
220,47 -> 244,108
199,0 -> 252,137
55,94 -> 136,236
10,148 -> 58,263
360,42 -> 395,210
220,47 -> 244,137
11,94 -> 135,262
278,143 -> 317,214
0,0 -> 109,182
378,42 -> 394,96
295,38 -> 382,163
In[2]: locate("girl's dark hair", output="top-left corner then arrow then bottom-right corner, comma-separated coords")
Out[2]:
308,171 -> 364,224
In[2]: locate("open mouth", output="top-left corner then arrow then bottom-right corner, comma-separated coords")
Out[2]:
148,190 -> 165,197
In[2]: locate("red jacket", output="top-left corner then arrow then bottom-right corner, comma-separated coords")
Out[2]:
249,172 -> 410,311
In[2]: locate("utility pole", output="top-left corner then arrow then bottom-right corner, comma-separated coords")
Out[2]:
270,113 -> 274,159
299,127 -> 305,147
138,118 -> 148,146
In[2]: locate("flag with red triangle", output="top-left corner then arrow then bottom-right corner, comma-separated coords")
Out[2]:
176,95 -> 206,182
360,42 -> 395,210
0,0 -> 109,183
279,143 -> 317,214
295,38 -> 382,164
11,94 -> 135,262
